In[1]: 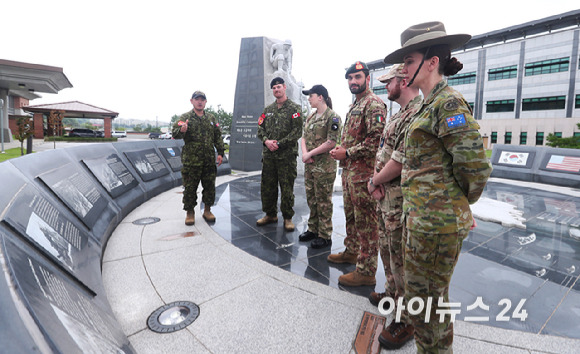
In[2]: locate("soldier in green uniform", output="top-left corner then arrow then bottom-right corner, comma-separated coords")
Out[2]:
172,91 -> 224,225
384,22 -> 493,353
329,61 -> 387,287
367,64 -> 421,349
298,84 -> 341,249
256,77 -> 303,231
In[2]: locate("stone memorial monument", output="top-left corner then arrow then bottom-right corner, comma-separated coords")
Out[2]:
230,37 -> 307,171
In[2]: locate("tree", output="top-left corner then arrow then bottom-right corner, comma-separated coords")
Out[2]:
14,116 -> 34,155
546,123 -> 580,149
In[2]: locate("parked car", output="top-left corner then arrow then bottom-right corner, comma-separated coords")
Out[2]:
69,128 -> 96,138
95,131 -> 105,138
159,132 -> 172,139
111,131 -> 127,138
223,135 -> 230,145
148,132 -> 161,139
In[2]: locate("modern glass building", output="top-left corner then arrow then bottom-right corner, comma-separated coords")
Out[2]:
368,10 -> 580,147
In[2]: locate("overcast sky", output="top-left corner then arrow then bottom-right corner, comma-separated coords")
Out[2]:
3,1 -> 578,124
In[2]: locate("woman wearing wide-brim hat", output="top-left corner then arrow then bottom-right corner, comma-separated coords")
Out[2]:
382,22 -> 493,353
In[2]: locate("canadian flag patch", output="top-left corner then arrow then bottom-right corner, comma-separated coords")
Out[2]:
292,112 -> 300,119
258,114 -> 265,125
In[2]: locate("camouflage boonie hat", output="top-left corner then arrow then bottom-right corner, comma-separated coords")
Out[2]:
377,64 -> 405,83
345,61 -> 369,79
191,91 -> 206,99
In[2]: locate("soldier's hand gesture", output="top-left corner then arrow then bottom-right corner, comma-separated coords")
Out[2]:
180,119 -> 189,133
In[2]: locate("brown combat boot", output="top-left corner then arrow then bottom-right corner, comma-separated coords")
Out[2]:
338,271 -> 376,286
256,215 -> 278,226
284,219 -> 295,231
378,321 -> 414,349
185,210 -> 195,225
327,250 -> 357,264
203,207 -> 216,222
368,292 -> 390,306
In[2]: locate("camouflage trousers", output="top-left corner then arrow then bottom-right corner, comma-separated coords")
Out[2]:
377,194 -> 407,323
342,171 -> 379,277
260,156 -> 297,219
304,167 -> 335,240
404,229 -> 468,354
182,162 -> 217,211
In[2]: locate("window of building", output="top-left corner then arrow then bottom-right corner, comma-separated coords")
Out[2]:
576,94 -> 580,108
486,99 -> 515,113
520,132 -> 527,145
373,86 -> 387,95
489,65 -> 517,81
536,132 -> 544,145
554,132 -> 562,138
505,132 -> 512,144
491,132 -> 498,144
447,72 -> 476,86
522,96 -> 566,111
525,57 -> 569,76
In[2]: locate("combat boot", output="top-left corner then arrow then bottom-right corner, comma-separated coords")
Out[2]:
203,207 -> 216,222
185,210 -> 195,225
284,219 -> 295,231
327,250 -> 357,264
338,271 -> 376,286
257,215 -> 278,226
378,321 -> 414,349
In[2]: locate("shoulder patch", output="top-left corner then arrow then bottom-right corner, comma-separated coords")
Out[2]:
331,123 -> 338,131
292,112 -> 301,119
258,114 -> 265,126
332,116 -> 339,123
375,115 -> 385,123
446,113 -> 467,129
443,98 -> 460,111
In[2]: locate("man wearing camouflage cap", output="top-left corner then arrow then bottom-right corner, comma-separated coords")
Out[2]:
172,91 -> 224,225
256,77 -> 303,231
367,63 -> 421,349
329,61 -> 387,286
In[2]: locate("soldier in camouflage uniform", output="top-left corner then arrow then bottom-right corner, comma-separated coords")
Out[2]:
298,85 -> 341,249
172,91 -> 224,225
384,22 -> 493,353
329,61 -> 387,287
256,77 -> 303,231
367,64 -> 421,349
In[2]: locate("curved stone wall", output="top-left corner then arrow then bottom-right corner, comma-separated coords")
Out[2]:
0,139 -> 230,353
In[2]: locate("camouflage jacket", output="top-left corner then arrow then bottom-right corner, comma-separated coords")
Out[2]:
375,95 -> 421,197
302,107 -> 342,173
172,110 -> 224,167
402,80 -> 492,234
341,87 -> 387,182
257,98 -> 303,159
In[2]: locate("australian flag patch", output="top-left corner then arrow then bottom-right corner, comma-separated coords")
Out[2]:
446,113 -> 466,129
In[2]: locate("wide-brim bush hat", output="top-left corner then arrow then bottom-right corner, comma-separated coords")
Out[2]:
384,21 -> 471,64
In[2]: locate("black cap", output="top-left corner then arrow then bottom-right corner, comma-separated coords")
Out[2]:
345,61 -> 369,79
302,84 -> 328,99
191,90 -> 206,99
270,77 -> 285,88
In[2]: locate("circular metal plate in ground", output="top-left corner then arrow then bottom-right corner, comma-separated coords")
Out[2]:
132,217 -> 161,225
147,301 -> 200,333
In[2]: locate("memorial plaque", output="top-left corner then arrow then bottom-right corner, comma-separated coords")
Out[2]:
542,154 -> 580,174
354,311 -> 386,354
3,236 -> 132,353
230,37 -> 267,171
1,184 -> 102,290
124,148 -> 170,182
38,163 -> 108,229
159,146 -> 182,172
83,153 -> 139,198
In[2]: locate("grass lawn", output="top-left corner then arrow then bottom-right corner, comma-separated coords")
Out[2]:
0,147 -> 32,163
